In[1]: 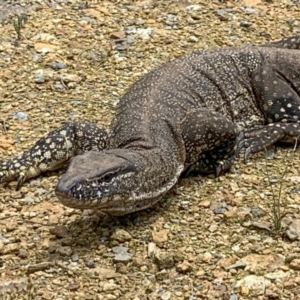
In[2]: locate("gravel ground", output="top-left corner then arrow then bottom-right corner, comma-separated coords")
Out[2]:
0,0 -> 42,23
1,0 -> 300,299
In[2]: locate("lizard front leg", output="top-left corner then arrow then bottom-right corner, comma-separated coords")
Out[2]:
181,109 -> 239,177
0,121 -> 108,190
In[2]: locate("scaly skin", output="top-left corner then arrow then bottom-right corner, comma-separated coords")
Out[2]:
1,36 -> 300,215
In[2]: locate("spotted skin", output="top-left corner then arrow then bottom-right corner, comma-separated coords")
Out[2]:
1,36 -> 300,215
181,109 -> 239,176
0,121 -> 108,190
238,123 -> 300,160
264,36 -> 300,49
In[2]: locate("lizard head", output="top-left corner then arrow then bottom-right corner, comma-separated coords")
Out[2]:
55,150 -> 139,215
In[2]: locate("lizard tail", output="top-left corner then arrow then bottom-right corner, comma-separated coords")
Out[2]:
262,35 -> 300,50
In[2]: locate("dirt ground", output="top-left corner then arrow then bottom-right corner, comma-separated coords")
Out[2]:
0,0 -> 300,299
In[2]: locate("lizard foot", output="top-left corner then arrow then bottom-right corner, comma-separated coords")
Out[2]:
237,122 -> 300,162
215,155 -> 236,177
0,160 -> 30,190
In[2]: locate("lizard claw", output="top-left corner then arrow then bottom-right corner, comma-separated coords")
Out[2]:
0,171 -> 6,184
16,173 -> 26,191
244,146 -> 253,163
236,131 -> 254,163
0,160 -> 29,190
215,156 -> 236,177
215,164 -> 223,177
236,131 -> 245,146
0,165 -> 9,183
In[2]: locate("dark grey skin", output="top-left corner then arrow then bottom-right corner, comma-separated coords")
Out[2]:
1,36 -> 300,216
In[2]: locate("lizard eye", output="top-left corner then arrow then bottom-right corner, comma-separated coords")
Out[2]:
103,173 -> 114,183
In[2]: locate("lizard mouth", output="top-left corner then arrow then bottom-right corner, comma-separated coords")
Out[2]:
55,189 -> 106,209
55,189 -> 135,216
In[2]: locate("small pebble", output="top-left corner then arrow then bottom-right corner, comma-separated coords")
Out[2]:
33,234 -> 41,242
214,208 -> 227,215
85,260 -> 95,268
31,54 -> 40,62
250,207 -> 266,217
0,236 -> 10,244
14,112 -> 28,121
208,224 -> 218,232
56,246 -> 72,257
244,7 -> 256,14
51,62 -> 67,70
240,21 -> 252,28
71,254 -> 79,262
54,83 -> 65,89
49,225 -> 69,238
112,246 -> 133,263
111,229 -> 132,242
188,35 -> 199,43
35,75 -> 46,83
27,262 -> 53,274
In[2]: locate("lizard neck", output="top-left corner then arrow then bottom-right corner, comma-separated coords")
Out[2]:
112,119 -> 186,201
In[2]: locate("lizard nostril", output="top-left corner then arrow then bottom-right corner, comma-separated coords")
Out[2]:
55,176 -> 74,196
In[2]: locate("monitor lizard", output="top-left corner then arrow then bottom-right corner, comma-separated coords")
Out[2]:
1,36 -> 300,215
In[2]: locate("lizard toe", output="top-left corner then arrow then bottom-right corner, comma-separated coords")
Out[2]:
16,173 -> 26,191
244,146 -> 254,163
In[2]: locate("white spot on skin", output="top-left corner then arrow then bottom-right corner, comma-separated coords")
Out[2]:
33,149 -> 41,156
44,151 -> 51,159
